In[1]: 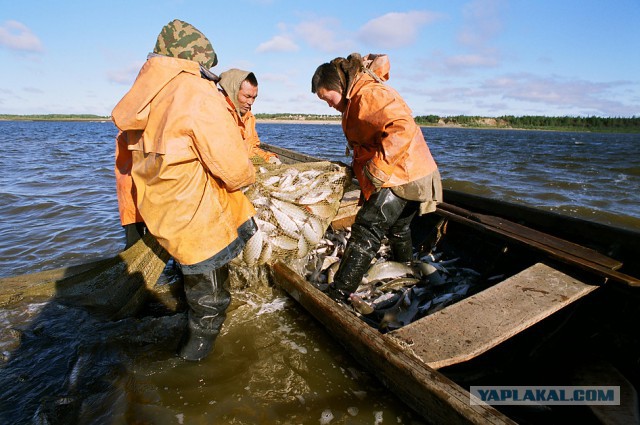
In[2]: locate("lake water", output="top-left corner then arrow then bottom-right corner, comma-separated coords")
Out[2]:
0,120 -> 638,424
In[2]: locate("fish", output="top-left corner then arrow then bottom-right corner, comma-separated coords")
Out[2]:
258,237 -> 273,264
349,294 -> 375,315
271,235 -> 298,251
243,230 -> 264,266
378,288 -> 413,331
256,218 -> 277,234
298,188 -> 333,205
297,234 -> 309,258
376,277 -> 420,292
327,261 -> 340,285
269,203 -> 301,239
271,198 -> 308,224
320,255 -> 340,271
262,175 -> 281,186
363,261 -> 416,283
414,262 -> 446,286
371,292 -> 402,310
302,215 -> 324,246
305,202 -> 339,220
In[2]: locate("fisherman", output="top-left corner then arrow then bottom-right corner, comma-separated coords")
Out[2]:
311,53 -> 442,303
112,19 -> 258,361
218,69 -> 282,165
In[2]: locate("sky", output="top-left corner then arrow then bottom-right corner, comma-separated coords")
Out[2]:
1,0 -> 639,118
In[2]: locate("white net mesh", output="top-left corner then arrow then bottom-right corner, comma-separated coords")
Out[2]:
234,161 -> 350,267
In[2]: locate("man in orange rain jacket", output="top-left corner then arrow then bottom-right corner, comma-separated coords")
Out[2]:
218,69 -> 281,165
112,19 -> 257,361
311,52 -> 442,303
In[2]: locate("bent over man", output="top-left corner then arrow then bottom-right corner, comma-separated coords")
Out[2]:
311,52 -> 442,303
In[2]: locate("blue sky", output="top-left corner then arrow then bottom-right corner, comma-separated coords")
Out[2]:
1,0 -> 638,117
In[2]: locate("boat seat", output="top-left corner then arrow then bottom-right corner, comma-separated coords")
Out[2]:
388,262 -> 599,369
331,189 -> 360,230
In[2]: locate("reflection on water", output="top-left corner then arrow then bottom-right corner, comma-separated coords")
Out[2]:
0,263 -> 422,424
1,121 -> 639,423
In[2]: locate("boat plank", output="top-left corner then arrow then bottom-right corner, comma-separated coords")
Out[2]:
438,202 -> 622,270
436,208 -> 640,288
390,263 -> 599,369
330,189 -> 359,230
272,261 -> 516,425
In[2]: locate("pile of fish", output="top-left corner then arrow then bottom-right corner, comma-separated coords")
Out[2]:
234,162 -> 348,267
304,227 -> 486,332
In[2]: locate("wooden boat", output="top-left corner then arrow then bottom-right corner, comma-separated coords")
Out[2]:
1,142 -> 638,424
265,143 -> 640,424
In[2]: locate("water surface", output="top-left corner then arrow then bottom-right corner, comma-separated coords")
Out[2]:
0,121 -> 638,424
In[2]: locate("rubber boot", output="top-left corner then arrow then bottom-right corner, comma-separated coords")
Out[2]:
388,221 -> 415,263
328,243 -> 376,303
388,197 -> 418,263
390,237 -> 414,263
179,266 -> 231,361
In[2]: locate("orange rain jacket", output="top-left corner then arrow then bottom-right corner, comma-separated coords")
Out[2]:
225,98 -> 277,163
342,54 -> 439,201
112,56 -> 256,265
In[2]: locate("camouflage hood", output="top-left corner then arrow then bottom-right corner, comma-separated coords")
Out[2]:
218,68 -> 252,115
153,19 -> 217,69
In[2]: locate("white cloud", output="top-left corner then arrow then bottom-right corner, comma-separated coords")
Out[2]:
458,0 -> 505,48
256,35 -> 299,53
356,11 -> 440,49
482,73 -> 630,113
444,52 -> 499,69
0,20 -> 44,52
107,60 -> 145,85
22,86 -> 44,94
294,19 -> 353,53
425,0 -> 505,75
412,73 -> 640,117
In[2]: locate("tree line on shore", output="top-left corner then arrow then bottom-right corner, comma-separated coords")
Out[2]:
2,113 -> 638,133
256,113 -> 640,132
414,114 -> 640,133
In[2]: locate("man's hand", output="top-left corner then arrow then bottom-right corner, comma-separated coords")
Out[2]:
364,166 -> 384,191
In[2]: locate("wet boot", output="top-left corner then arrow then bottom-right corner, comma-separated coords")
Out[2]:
179,266 -> 231,361
388,222 -> 415,263
390,237 -> 414,263
388,198 -> 418,263
328,243 -> 376,303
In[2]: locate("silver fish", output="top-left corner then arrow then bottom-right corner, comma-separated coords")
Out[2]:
376,277 -> 420,292
243,229 -> 263,266
364,261 -> 416,283
327,261 -> 340,284
350,294 -> 374,315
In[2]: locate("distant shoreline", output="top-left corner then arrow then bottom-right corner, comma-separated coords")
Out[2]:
1,115 -> 637,133
0,117 -> 611,132
257,119 -> 554,131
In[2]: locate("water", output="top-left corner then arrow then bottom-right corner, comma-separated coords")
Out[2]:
0,120 -> 638,424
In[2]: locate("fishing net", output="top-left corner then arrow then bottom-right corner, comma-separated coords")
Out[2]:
233,161 -> 350,267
